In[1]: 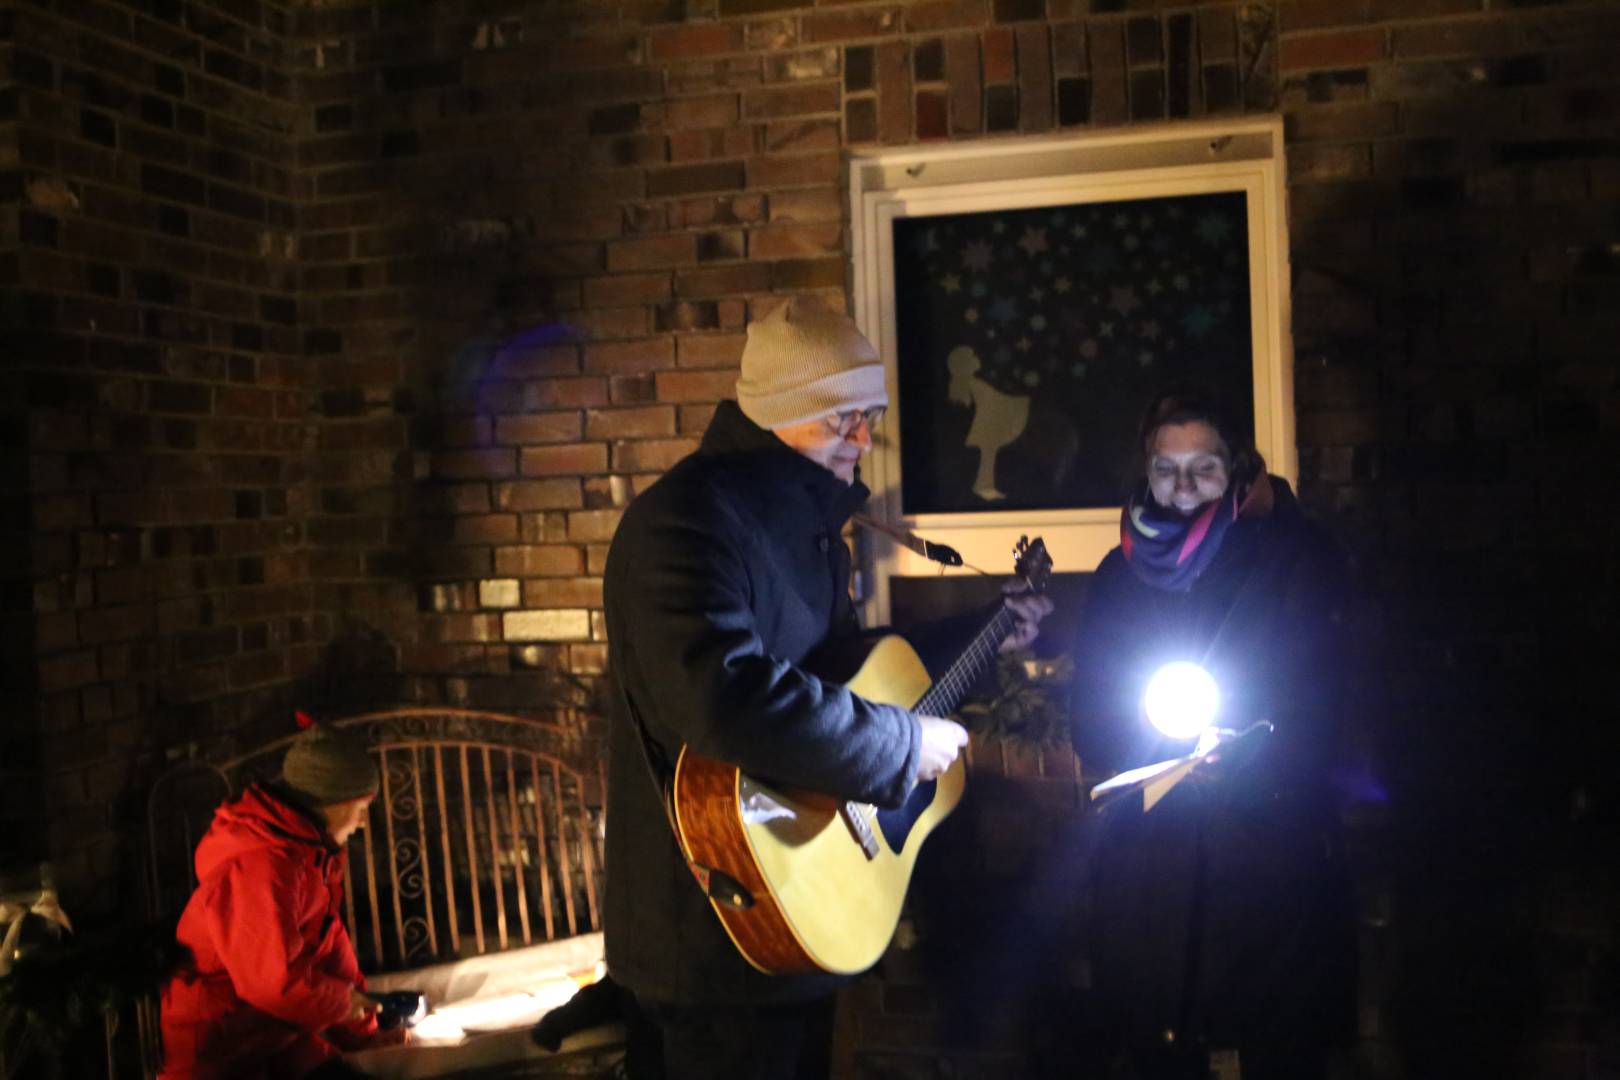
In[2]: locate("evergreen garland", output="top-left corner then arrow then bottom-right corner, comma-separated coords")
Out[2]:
957,650 -> 1073,750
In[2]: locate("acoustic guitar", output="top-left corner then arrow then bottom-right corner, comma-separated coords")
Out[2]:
671,537 -> 1053,975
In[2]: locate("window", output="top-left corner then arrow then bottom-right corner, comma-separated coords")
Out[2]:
850,118 -> 1295,618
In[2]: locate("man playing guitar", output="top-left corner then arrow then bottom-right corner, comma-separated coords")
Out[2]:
601,297 -> 1050,1080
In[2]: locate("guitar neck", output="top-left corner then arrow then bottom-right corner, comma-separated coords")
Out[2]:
911,605 -> 1019,718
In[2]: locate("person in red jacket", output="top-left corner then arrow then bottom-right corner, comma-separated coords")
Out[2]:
159,721 -> 394,1079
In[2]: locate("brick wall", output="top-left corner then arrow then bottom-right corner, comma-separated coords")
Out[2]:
6,0 -> 1620,1075
4,0 -> 320,907
1278,4 -> 1620,1077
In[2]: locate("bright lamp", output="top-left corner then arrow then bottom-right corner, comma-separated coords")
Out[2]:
1142,662 -> 1220,740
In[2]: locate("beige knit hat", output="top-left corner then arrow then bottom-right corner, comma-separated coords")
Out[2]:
282,722 -> 379,807
735,298 -> 888,429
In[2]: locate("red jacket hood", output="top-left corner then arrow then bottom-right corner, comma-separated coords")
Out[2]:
194,783 -> 334,882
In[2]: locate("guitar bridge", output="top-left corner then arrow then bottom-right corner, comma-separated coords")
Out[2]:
840,802 -> 880,860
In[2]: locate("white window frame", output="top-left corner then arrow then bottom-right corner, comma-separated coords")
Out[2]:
849,117 -> 1295,624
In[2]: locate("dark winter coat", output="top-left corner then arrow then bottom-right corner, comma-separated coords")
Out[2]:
602,400 -> 922,1007
1069,476 -> 1356,1065
159,783 -> 376,1079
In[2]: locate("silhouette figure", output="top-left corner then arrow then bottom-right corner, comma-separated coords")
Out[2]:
947,345 -> 1031,501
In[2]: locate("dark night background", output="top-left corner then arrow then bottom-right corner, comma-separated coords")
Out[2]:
3,1 -> 1620,1077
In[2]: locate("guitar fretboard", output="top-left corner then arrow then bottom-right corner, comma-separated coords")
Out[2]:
910,605 -> 1019,718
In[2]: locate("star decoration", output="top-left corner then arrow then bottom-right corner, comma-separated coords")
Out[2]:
962,240 -> 994,273
1108,286 -> 1141,316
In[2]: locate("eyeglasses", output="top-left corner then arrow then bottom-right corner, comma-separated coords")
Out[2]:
825,406 -> 886,438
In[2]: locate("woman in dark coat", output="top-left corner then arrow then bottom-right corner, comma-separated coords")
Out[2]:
1069,390 -> 1356,1080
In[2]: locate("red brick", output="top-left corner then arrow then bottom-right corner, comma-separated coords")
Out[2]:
433,448 -> 518,480
769,188 -> 843,223
520,443 -> 609,476
608,234 -> 697,272
750,224 -> 843,259
676,333 -> 747,367
231,650 -> 289,689
669,127 -> 756,163
876,42 -> 912,142
983,27 -> 1015,83
416,610 -> 501,648
525,377 -> 610,409
679,403 -> 719,433
1297,410 -> 1385,445
763,46 -> 839,82
765,118 -> 842,153
1280,0 -> 1373,33
1052,22 -> 1086,78
907,0 -> 989,33
651,24 -> 744,61
746,152 -> 842,188
743,83 -> 842,119
452,514 -> 521,545
494,345 -> 581,378
771,257 -> 845,290
662,93 -> 742,130
584,273 -> 672,307
569,306 -> 654,341
1280,28 -> 1387,71
656,369 -> 739,401
585,337 -> 675,373
680,193 -> 769,228
668,56 -> 765,95
586,406 -> 677,439
552,35 -> 642,71
1391,18 -> 1517,59
613,438 -> 699,472
494,480 -> 585,511
494,544 -> 584,576
611,374 -> 659,404
1017,26 -> 1053,132
803,7 -> 901,43
648,161 -> 747,199
1284,102 -> 1400,142
945,35 -> 983,133
78,604 -> 155,645
567,509 -> 626,541
554,169 -> 646,205
494,413 -> 584,445
676,263 -> 772,298
522,578 -> 605,608
1288,143 -> 1373,182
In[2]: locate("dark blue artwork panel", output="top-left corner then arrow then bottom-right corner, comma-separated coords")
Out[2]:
893,191 -> 1255,514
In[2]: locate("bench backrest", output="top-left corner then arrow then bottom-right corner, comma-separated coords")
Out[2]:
146,708 -> 606,973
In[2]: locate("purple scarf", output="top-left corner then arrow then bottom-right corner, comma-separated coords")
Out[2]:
1120,468 -> 1274,592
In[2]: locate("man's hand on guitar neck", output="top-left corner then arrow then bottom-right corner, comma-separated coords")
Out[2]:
916,717 -> 970,781
999,585 -> 1055,653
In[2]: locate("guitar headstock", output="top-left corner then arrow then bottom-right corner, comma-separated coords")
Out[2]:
1013,536 -> 1053,594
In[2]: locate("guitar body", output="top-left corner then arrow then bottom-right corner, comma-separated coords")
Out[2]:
671,634 -> 966,976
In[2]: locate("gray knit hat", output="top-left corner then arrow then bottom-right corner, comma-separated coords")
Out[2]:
282,722 -> 379,806
735,298 -> 888,429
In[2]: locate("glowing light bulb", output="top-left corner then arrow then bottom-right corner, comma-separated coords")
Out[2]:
1143,662 -> 1219,740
